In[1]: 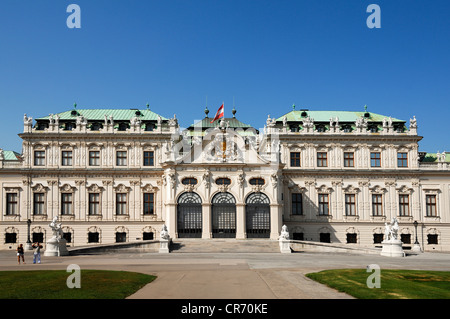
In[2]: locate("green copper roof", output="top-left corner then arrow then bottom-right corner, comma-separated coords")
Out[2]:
185,117 -> 257,137
422,153 -> 450,163
188,117 -> 254,129
3,151 -> 21,161
276,110 -> 404,122
37,109 -> 168,121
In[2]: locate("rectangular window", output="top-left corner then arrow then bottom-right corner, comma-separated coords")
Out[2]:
291,193 -> 303,215
426,195 -> 437,217
5,233 -> 17,244
63,232 -> 72,243
399,194 -> 410,216
116,193 -> 127,215
346,233 -> 357,244
397,152 -> 408,167
88,232 -> 99,243
88,193 -> 100,215
143,151 -> 154,166
343,152 -> 354,167
32,233 -> 44,243
318,194 -> 329,215
373,233 -> 384,244
320,233 -> 331,243
372,194 -> 383,216
33,193 -> 45,215
61,151 -> 73,166
34,151 -> 45,166
61,193 -> 73,215
317,152 -> 328,167
345,194 -> 356,216
143,193 -> 154,215
427,234 -> 438,245
116,151 -> 127,166
6,193 -> 18,215
116,232 -> 127,243
370,152 -> 381,167
143,232 -> 154,240
290,152 -> 300,167
89,151 -> 100,166
401,234 -> 411,244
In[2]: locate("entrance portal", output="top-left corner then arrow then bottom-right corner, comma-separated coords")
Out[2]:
177,192 -> 202,238
212,192 -> 236,238
246,192 -> 270,238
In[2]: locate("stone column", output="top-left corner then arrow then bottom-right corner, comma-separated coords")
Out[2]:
270,203 -> 282,239
236,203 -> 246,239
202,203 -> 211,238
166,203 -> 177,238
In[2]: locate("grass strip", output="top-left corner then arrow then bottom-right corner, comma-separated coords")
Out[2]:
0,270 -> 156,299
305,269 -> 450,299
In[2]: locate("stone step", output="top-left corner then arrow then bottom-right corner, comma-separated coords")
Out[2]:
170,239 -> 280,253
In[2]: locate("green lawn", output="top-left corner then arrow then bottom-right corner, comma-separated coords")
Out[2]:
306,269 -> 450,299
0,270 -> 156,299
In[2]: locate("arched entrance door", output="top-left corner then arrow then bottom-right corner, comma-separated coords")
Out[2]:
177,192 -> 202,238
211,192 -> 236,238
246,192 -> 270,238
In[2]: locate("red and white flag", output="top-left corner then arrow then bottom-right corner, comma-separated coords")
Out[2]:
210,103 -> 224,123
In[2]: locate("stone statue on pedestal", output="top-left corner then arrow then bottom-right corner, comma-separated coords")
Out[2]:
279,225 -> 291,253
381,217 -> 405,257
159,224 -> 171,253
44,216 -> 69,256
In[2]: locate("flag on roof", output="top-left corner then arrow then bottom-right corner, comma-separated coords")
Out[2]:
210,103 -> 224,123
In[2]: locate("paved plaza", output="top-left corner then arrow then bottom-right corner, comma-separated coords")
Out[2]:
1,248 -> 450,299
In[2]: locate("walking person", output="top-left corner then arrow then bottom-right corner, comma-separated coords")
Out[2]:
32,242 -> 42,264
17,244 -> 25,264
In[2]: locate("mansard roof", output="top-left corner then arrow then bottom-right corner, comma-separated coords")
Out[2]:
36,108 -> 168,121
422,152 -> 450,163
3,150 -> 21,161
188,117 -> 253,130
276,109 -> 405,123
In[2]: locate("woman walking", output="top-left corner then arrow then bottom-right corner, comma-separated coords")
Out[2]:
17,244 -> 25,264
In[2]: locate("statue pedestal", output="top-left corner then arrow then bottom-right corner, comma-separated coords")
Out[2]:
44,237 -> 69,257
159,239 -> 171,253
279,239 -> 291,254
381,239 -> 405,257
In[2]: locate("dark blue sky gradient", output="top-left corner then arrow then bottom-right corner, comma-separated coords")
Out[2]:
0,0 -> 449,152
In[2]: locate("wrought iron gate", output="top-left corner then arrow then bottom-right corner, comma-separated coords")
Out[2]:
177,192 -> 202,238
212,192 -> 236,238
246,193 -> 270,238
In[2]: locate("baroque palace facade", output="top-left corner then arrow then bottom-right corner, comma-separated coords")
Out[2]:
0,105 -> 449,252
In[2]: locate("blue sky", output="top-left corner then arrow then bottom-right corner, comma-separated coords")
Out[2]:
0,0 -> 449,153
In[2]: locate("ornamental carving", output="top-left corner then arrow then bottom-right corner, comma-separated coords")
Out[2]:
60,184 -> 75,192
32,183 -> 48,193
114,184 -> 131,193
87,184 -> 103,193
141,183 -> 157,193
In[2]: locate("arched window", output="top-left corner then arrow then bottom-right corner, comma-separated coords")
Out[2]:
118,122 -> 129,131
177,192 -> 202,238
212,192 -> 236,204
316,124 -> 326,132
216,178 -> 231,185
249,178 -> 265,186
342,124 -> 352,133
246,192 -> 270,204
65,122 -> 75,131
90,122 -> 102,131
211,192 -> 236,238
246,192 -> 270,238
182,178 -> 198,186
177,192 -> 202,204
